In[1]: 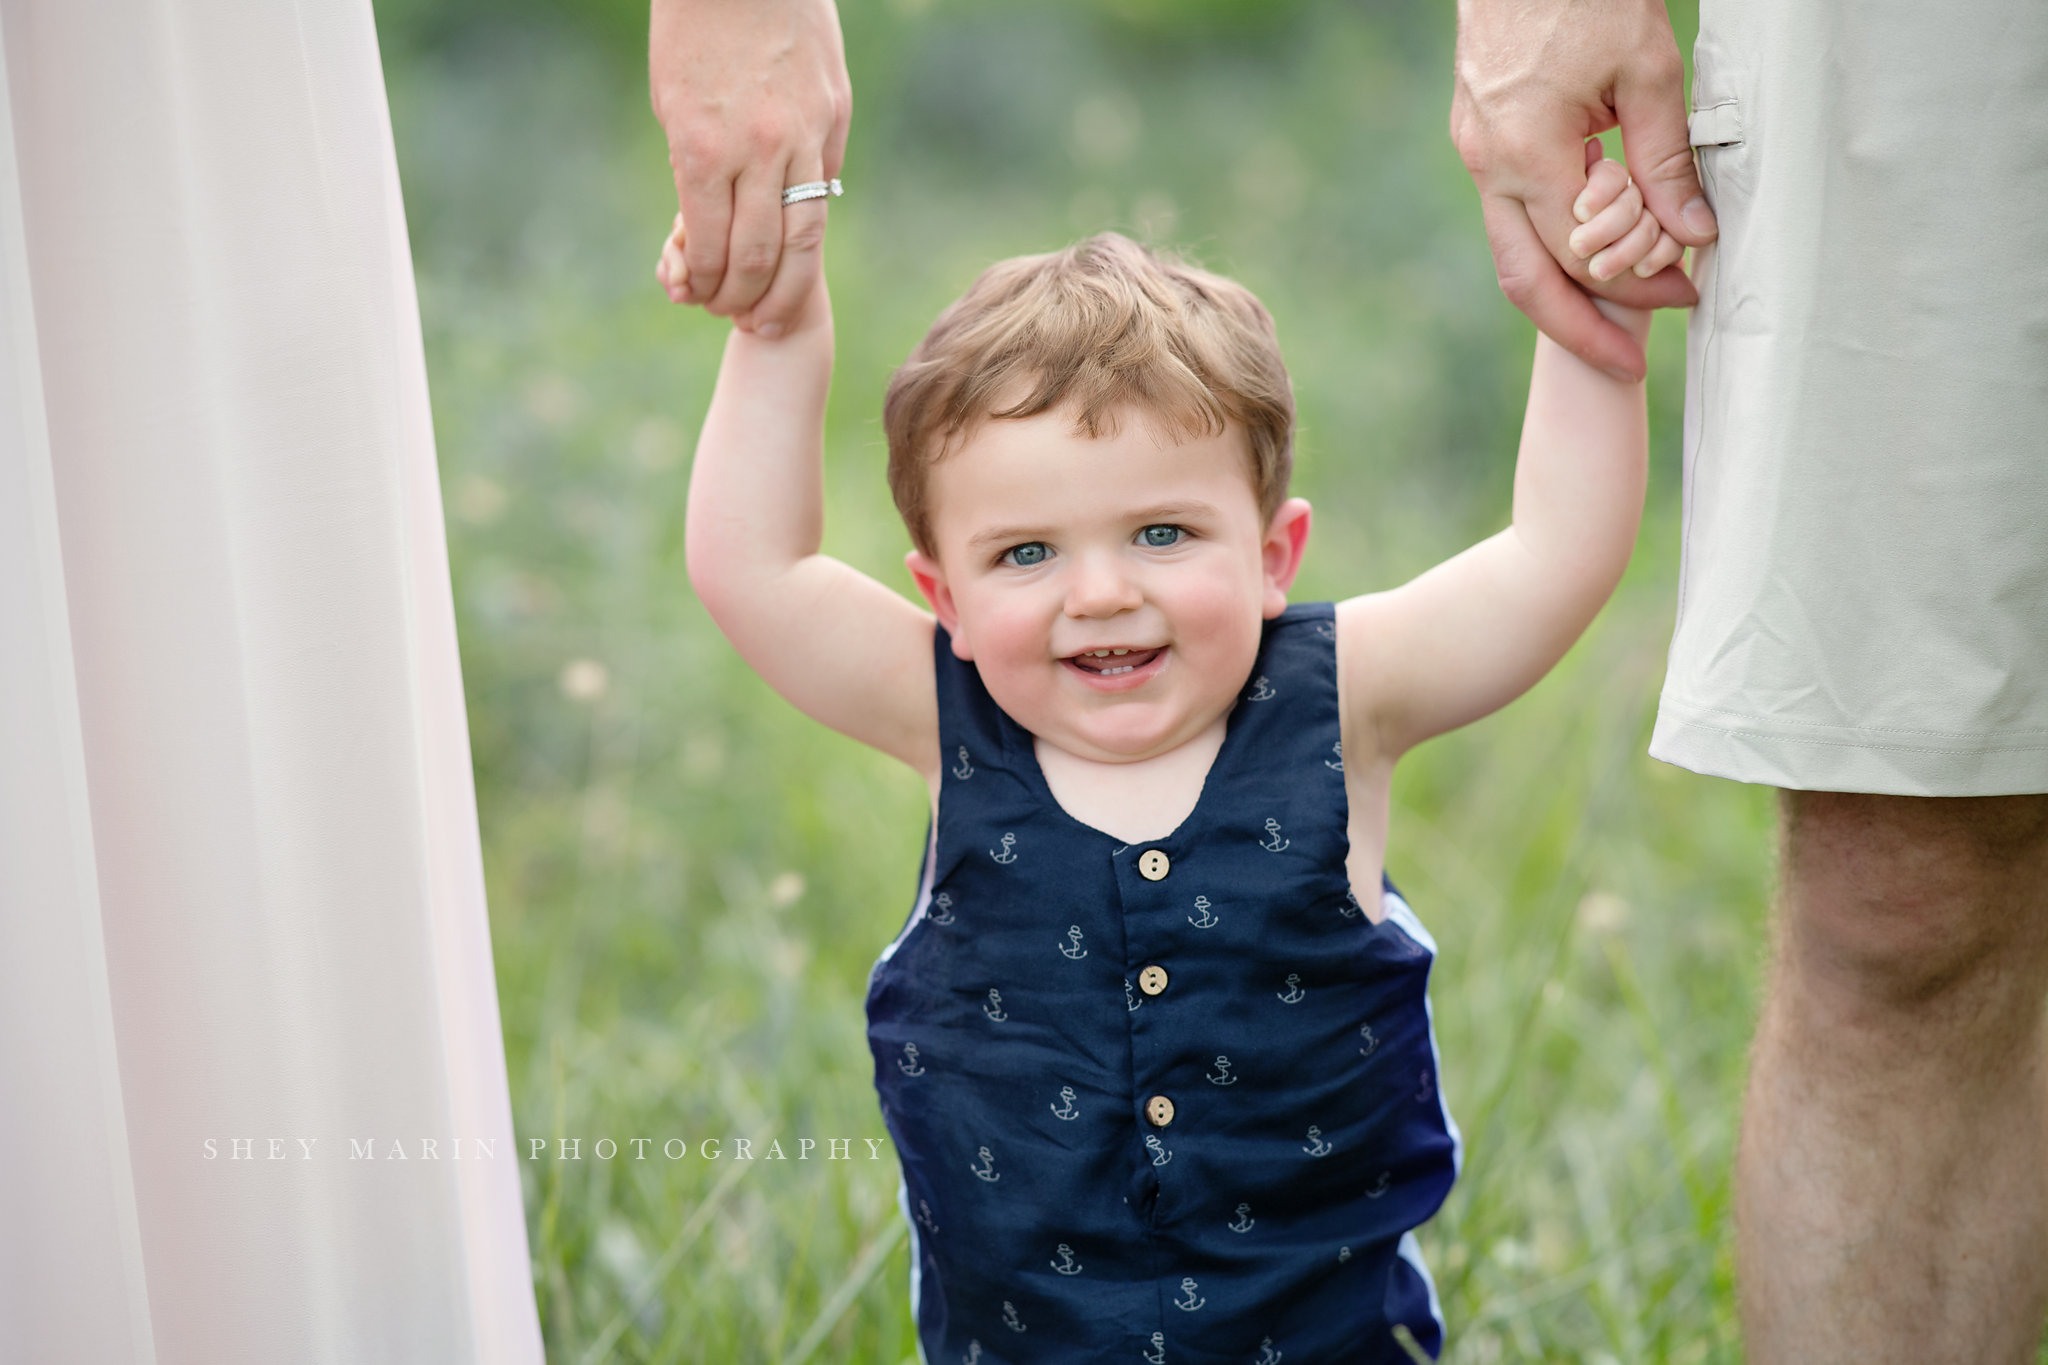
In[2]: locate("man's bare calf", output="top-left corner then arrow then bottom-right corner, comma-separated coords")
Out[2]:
1741,791 -> 2048,1364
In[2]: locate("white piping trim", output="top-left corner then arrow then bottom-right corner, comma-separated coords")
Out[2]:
1396,1229 -> 1447,1347
1381,889 -> 1465,1178
867,817 -> 938,992
1384,887 -> 1459,1349
896,1178 -> 928,1365
872,809 -> 937,1356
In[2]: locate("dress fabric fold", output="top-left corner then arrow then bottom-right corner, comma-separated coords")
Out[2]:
0,2 -> 542,1360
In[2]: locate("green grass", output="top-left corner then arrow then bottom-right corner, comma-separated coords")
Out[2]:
379,1 -> 1788,1359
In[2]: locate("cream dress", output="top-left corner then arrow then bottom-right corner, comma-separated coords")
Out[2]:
0,2 -> 541,1359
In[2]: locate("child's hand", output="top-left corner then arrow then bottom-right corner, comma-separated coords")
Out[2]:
656,213 -> 690,304
1568,142 -> 1688,283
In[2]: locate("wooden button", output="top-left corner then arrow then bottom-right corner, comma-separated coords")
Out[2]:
1138,965 -> 1168,996
1138,849 -> 1171,880
1146,1095 -> 1175,1127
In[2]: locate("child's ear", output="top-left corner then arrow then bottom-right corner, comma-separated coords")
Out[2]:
906,549 -> 975,660
1260,498 -> 1313,619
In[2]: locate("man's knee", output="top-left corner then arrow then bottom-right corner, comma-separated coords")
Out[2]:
1779,791 -> 2048,1012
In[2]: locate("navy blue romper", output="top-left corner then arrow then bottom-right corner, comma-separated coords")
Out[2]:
866,604 -> 1462,1364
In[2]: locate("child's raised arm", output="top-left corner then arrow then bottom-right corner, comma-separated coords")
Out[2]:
677,223 -> 941,783
1337,286 -> 1651,766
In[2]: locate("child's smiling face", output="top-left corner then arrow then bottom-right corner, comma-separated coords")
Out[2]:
907,405 -> 1310,765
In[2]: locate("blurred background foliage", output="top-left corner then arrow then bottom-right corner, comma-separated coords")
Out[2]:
372,0 -> 1771,1360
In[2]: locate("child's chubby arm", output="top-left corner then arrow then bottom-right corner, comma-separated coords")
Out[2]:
674,219 -> 942,784
1337,177 -> 1654,765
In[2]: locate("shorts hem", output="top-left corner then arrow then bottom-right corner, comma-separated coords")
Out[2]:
1650,702 -> 2048,796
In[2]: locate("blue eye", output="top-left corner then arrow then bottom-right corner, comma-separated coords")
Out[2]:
1005,542 -> 1050,567
1140,525 -> 1183,547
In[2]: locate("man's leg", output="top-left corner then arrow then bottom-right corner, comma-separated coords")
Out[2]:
1739,792 -> 2048,1363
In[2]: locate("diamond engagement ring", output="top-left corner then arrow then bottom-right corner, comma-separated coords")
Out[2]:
781,179 -> 843,207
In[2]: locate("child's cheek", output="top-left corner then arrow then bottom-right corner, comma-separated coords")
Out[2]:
962,593 -> 1052,676
1191,606 -> 1267,704
1172,565 -> 1263,656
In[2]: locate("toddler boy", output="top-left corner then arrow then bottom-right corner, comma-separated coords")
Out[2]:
671,161 -> 1654,1361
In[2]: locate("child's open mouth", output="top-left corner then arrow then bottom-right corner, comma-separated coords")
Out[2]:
1065,646 -> 1165,678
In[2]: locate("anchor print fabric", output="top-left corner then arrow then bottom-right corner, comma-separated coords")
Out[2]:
866,604 -> 1461,1363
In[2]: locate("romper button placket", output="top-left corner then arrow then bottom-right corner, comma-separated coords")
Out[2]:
1138,965 -> 1168,996
1146,1095 -> 1175,1127
1138,849 -> 1170,881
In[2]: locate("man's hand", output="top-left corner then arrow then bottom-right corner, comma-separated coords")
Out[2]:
1451,0 -> 1717,380
650,0 -> 851,338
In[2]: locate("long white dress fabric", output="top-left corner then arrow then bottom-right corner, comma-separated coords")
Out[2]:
0,2 -> 543,1361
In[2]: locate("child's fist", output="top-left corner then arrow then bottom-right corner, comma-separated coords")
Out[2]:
1568,142 -> 1687,283
656,213 -> 691,303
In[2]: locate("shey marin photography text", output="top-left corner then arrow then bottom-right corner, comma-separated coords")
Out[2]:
199,1136 -> 892,1162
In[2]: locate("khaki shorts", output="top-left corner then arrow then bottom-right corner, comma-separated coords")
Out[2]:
1651,0 -> 2048,795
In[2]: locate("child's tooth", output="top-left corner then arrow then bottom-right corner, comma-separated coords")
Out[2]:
1112,648 -> 1129,656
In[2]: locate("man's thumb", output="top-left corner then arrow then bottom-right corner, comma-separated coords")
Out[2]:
1616,65 -> 1718,246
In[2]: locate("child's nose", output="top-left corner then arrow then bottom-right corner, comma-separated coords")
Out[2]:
1062,553 -> 1143,618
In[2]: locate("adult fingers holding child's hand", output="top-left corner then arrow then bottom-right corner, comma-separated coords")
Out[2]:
734,158 -> 831,340
1451,0 -> 1707,379
649,0 -> 850,328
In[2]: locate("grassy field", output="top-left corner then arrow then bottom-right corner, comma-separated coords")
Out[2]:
378,1 -> 1782,1359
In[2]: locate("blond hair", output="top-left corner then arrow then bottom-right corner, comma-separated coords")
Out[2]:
883,233 -> 1294,556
